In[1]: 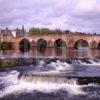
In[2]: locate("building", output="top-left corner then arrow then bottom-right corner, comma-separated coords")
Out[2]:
16,26 -> 26,37
0,26 -> 26,39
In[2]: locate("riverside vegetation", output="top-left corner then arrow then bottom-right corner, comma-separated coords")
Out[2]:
0,58 -> 37,68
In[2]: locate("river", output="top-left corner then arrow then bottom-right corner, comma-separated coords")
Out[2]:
0,48 -> 100,100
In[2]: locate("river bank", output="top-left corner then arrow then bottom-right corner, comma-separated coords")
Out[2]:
0,56 -> 100,68
0,58 -> 37,68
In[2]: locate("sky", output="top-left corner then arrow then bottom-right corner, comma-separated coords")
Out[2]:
0,0 -> 100,33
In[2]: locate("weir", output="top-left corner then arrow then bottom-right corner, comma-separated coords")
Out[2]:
0,57 -> 100,99
0,57 -> 100,69
1,57 -> 99,85
20,74 -> 100,85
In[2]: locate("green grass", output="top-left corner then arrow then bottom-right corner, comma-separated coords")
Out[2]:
0,58 -> 37,68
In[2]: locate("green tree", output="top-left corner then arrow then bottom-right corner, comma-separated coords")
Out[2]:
28,27 -> 54,35
40,28 -> 53,35
28,28 -> 40,35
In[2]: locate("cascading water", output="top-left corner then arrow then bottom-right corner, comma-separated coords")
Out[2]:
0,71 -> 19,89
0,71 -> 85,99
0,57 -> 100,100
20,76 -> 78,85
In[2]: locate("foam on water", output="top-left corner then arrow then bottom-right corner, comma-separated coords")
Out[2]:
69,58 -> 100,66
30,60 -> 73,75
0,70 -> 19,86
35,58 -> 100,76
47,60 -> 73,72
0,57 -> 100,99
0,76 -> 85,98
0,69 -> 87,98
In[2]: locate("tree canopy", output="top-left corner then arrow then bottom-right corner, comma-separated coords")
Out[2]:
28,27 -> 98,36
28,28 -> 67,35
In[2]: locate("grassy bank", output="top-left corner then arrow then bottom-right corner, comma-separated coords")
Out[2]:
0,58 -> 37,68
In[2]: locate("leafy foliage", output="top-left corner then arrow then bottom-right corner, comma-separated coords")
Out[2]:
28,28 -> 66,35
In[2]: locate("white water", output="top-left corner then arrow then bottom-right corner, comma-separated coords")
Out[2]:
0,58 -> 100,99
68,58 -> 100,66
0,71 -> 19,86
31,60 -> 74,75
0,70 -> 85,98
34,59 -> 100,76
47,60 -> 73,72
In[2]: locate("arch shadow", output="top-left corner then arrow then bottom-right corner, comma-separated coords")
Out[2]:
74,39 -> 89,49
98,42 -> 100,49
19,38 -> 30,52
54,39 -> 67,48
1,42 -> 13,50
37,38 -> 47,53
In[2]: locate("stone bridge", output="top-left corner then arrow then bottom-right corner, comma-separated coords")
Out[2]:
0,33 -> 100,51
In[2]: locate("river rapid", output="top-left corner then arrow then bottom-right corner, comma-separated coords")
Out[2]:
0,56 -> 100,100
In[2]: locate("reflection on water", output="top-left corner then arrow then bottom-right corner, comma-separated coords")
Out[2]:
0,47 -> 100,58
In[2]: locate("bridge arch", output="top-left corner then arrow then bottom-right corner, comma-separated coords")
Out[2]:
37,38 -> 47,52
74,39 -> 89,49
1,42 -> 14,50
54,39 -> 67,48
19,38 -> 30,52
